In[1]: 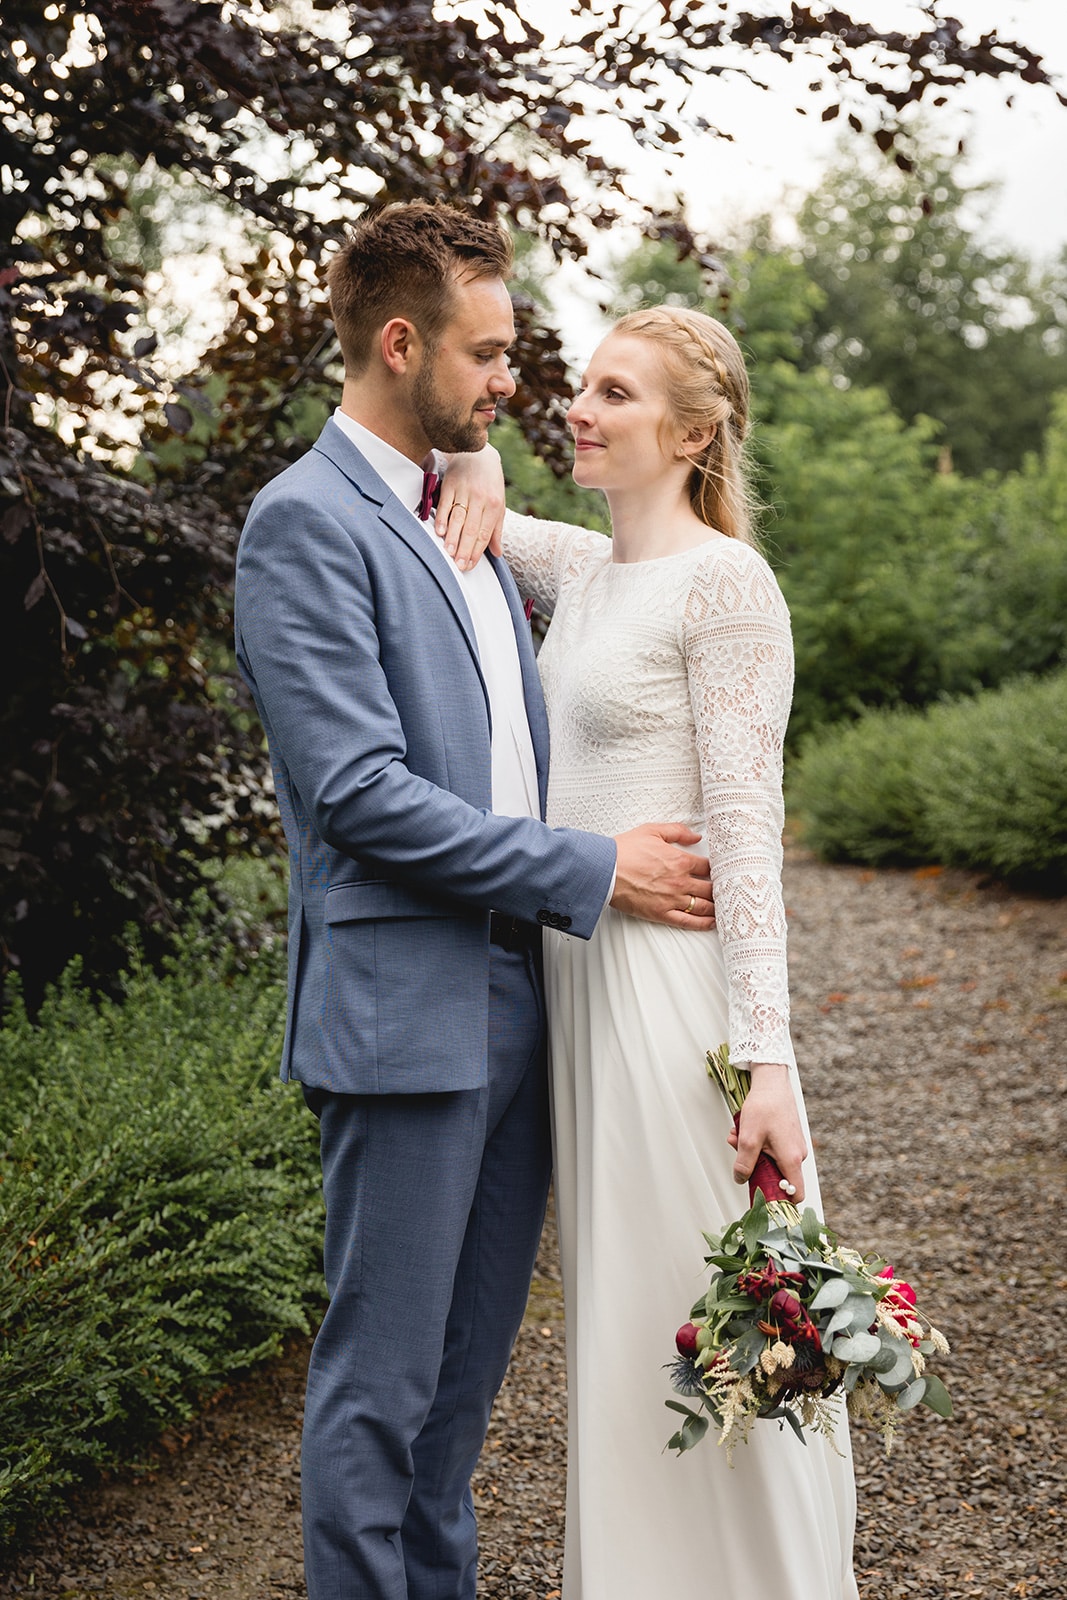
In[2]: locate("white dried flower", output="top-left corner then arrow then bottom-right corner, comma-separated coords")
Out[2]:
759,1339 -> 796,1376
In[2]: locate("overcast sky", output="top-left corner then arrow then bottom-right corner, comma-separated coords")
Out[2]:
589,0 -> 1067,261
538,1 -> 1066,355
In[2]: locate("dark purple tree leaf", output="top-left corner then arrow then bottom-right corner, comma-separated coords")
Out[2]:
163,402 -> 194,435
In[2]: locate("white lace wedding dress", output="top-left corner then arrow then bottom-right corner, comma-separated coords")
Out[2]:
503,511 -> 858,1600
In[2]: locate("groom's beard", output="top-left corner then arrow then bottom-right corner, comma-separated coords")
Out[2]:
412,356 -> 497,453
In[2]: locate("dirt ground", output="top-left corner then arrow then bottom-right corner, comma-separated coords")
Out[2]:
1,851 -> 1064,1600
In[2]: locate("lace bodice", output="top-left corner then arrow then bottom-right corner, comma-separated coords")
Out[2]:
503,510 -> 796,1068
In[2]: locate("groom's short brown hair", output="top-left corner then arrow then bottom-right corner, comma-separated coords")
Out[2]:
327,201 -> 513,375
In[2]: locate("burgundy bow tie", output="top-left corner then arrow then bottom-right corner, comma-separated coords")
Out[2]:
417,470 -> 440,521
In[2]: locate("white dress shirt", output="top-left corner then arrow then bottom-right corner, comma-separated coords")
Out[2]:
332,409 -> 539,821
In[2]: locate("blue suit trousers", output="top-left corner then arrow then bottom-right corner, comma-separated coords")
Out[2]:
301,944 -> 551,1599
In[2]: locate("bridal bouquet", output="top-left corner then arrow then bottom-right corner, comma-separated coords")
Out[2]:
665,1045 -> 951,1459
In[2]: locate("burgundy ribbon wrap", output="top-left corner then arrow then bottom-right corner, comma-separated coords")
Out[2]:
733,1110 -> 788,1206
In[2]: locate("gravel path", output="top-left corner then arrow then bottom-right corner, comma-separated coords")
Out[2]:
2,852 -> 1064,1600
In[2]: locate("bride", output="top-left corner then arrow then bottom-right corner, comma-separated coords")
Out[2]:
446,306 -> 857,1599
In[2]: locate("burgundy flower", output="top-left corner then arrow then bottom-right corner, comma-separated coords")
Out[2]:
791,1316 -> 823,1355
877,1267 -> 921,1345
675,1322 -> 701,1358
767,1287 -> 803,1324
878,1267 -> 917,1309
737,1264 -> 805,1302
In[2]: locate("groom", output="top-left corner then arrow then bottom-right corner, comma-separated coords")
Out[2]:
234,200 -> 713,1599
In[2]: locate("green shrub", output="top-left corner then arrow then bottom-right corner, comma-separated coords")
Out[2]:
0,915 -> 322,1549
789,671 -> 1067,884
758,370 -> 1067,747
787,706 -> 934,866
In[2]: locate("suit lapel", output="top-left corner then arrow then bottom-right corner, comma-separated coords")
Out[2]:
378,499 -> 485,671
312,421 -> 548,809
488,552 -> 550,817
313,422 -> 488,712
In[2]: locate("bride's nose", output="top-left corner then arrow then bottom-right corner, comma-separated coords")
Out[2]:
567,391 -> 591,428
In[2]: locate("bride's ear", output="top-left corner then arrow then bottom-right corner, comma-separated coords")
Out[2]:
676,423 -> 716,462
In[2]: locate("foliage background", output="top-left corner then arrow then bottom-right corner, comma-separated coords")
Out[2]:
3,1 -> 1066,1001
1,0 -> 1066,1551
0,902 -> 323,1549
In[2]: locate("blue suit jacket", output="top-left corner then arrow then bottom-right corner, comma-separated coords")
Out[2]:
234,419 -> 616,1094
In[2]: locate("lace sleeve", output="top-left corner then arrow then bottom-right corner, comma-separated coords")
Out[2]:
682,543 -> 796,1068
502,509 -> 610,618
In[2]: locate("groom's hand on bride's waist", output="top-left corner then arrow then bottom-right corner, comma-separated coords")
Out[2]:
610,823 -> 716,930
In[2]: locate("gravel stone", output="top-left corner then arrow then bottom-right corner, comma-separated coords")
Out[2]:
1,851 -> 1064,1599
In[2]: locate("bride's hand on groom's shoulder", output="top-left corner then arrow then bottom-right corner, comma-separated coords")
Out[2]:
729,1063 -> 807,1202
438,446 -> 507,569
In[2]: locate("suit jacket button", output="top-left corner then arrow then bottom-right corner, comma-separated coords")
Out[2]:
536,909 -> 550,925
559,914 -> 572,931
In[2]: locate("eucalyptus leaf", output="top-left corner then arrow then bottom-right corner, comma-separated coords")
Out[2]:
764,1241 -> 811,1268
877,1344 -> 919,1390
721,1222 -> 747,1252
743,1194 -> 769,1255
842,1363 -> 863,1392
758,1226 -> 793,1250
781,1406 -> 808,1445
763,1404 -> 809,1444
729,1328 -> 765,1375
920,1374 -> 954,1419
832,1330 -> 881,1364
681,1412 -> 709,1448
779,1244 -> 825,1269
841,1293 -> 877,1333
810,1278 -> 851,1311
829,1292 -> 872,1329
801,1208 -> 823,1250
665,1399 -> 712,1450
895,1377 -> 927,1411
823,1305 -> 859,1341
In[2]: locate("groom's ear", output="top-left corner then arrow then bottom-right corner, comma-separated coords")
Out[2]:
380,317 -> 419,374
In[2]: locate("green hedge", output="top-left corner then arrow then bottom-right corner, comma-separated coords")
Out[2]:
788,670 -> 1067,884
0,915 -> 323,1549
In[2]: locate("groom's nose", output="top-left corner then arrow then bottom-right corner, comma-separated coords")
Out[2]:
488,357 -> 516,398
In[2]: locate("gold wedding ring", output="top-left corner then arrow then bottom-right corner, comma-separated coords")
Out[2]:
686,895 -> 696,915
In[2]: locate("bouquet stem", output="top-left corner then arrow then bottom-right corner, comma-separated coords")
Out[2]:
730,1110 -> 789,1207
706,1043 -> 788,1207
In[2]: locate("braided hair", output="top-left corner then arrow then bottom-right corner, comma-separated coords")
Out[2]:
612,306 -> 759,547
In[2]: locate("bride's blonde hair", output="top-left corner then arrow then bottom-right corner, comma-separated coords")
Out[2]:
612,306 -> 759,547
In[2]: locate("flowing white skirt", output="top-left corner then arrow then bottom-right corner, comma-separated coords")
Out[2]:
546,909 -> 859,1600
